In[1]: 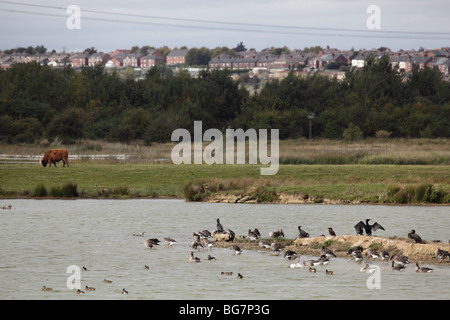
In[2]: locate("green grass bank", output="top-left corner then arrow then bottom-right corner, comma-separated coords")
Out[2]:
1,162 -> 449,204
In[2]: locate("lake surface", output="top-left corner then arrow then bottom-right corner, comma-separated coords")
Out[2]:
0,199 -> 449,300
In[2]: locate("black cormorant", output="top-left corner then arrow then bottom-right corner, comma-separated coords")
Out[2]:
354,219 -> 385,236
408,230 -> 425,244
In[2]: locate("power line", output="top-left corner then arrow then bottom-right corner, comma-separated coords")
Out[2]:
0,1 -> 449,40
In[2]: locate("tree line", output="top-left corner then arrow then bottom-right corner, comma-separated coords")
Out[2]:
0,54 -> 449,145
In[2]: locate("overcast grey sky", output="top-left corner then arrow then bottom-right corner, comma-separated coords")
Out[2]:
1,0 -> 449,53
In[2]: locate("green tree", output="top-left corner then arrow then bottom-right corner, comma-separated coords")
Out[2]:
185,47 -> 211,66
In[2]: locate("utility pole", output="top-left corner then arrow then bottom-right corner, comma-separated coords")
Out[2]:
307,113 -> 315,139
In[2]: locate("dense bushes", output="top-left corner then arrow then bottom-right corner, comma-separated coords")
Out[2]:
1,57 -> 449,144
387,183 -> 449,204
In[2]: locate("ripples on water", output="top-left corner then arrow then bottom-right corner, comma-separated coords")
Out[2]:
0,199 -> 449,300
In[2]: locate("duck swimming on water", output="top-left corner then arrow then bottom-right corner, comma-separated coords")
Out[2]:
144,238 -> 160,248
189,251 -> 201,263
164,237 -> 177,247
415,262 -> 433,273
231,244 -> 242,255
283,250 -> 298,260
391,261 -> 406,271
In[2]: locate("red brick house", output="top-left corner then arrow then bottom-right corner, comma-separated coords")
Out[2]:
209,53 -> 235,69
70,52 -> 89,68
166,49 -> 188,65
140,51 -> 165,69
88,52 -> 111,67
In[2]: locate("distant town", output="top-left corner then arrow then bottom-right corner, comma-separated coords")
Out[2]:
1,45 -> 450,81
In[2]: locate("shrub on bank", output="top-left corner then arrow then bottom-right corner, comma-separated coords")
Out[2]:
33,183 -> 48,197
387,183 -> 448,204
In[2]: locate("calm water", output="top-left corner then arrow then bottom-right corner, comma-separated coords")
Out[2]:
0,199 -> 449,300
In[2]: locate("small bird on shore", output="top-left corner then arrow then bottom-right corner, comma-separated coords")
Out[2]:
351,250 -> 363,263
408,230 -> 425,244
321,246 -> 336,258
259,240 -> 271,249
436,248 -> 450,260
381,250 -> 390,261
269,229 -> 285,238
365,248 -> 380,259
247,229 -> 260,241
271,242 -> 284,252
415,262 -> 433,273
327,227 -> 336,236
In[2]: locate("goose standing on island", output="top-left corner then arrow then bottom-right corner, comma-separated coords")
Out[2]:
297,226 -> 310,238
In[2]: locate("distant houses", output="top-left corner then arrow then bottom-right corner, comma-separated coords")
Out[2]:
1,46 -> 449,80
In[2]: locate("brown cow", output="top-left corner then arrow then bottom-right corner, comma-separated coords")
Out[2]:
41,149 -> 69,167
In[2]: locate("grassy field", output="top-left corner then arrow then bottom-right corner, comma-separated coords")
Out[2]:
0,138 -> 449,203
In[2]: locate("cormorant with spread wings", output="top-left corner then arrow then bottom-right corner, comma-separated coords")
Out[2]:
354,219 -> 385,236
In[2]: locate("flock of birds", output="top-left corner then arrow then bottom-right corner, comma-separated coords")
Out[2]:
141,217 -> 448,278
41,217 -> 449,295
